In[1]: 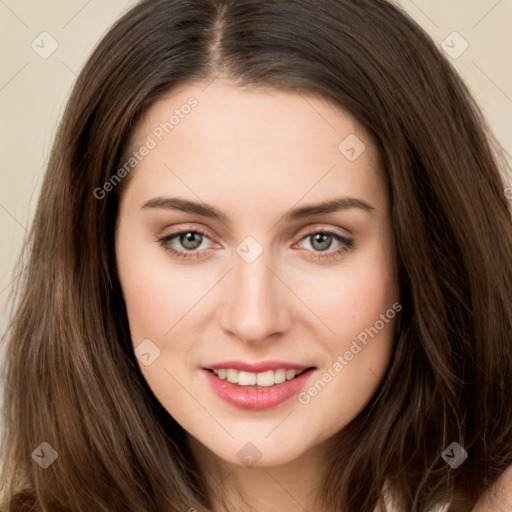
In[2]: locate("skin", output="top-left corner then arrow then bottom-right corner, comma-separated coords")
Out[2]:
115,79 -> 400,511
473,465 -> 512,512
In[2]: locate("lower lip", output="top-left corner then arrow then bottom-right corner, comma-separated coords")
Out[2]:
203,368 -> 316,410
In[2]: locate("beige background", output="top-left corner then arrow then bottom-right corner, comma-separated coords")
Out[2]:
0,0 -> 511,343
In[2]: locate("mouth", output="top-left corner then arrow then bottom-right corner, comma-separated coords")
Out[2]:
206,367 -> 311,387
203,362 -> 317,410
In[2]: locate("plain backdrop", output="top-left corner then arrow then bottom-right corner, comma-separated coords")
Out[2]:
1,0 -> 511,359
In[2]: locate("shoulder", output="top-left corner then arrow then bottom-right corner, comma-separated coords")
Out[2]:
472,464 -> 512,512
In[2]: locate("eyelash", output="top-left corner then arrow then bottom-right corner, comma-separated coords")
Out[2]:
155,227 -> 354,261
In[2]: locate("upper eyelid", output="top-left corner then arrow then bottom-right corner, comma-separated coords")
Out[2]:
160,225 -> 352,248
159,222 -> 352,240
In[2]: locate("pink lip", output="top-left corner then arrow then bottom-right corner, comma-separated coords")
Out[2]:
205,360 -> 312,373
203,367 -> 316,410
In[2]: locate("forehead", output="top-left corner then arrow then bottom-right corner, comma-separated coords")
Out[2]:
121,79 -> 387,215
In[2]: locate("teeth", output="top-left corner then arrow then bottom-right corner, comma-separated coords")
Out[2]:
211,368 -> 306,386
226,369 -> 238,383
256,370 -> 274,387
285,369 -> 296,380
274,369 -> 287,384
238,371 -> 257,385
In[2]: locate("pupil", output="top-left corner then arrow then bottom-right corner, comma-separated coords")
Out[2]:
313,233 -> 331,251
182,232 -> 201,249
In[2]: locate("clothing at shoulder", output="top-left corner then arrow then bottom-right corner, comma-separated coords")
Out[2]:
375,466 -> 512,512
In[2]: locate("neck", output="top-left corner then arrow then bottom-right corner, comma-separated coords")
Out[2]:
187,435 -> 331,512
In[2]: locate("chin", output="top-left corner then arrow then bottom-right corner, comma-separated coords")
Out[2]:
203,434 -> 318,469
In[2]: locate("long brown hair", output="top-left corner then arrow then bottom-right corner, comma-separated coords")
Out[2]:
1,1 -> 511,510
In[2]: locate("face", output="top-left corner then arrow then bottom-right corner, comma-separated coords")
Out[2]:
115,79 -> 400,468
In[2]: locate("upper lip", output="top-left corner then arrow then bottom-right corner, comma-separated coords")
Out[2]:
204,360 -> 314,373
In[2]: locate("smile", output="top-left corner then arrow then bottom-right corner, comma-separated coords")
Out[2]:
210,368 -> 308,387
203,361 -> 316,410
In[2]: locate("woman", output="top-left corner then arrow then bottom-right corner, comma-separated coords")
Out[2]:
1,0 -> 511,511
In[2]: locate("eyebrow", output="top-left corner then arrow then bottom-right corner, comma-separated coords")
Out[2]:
141,196 -> 376,223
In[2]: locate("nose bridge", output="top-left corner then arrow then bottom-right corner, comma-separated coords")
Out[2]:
219,242 -> 291,342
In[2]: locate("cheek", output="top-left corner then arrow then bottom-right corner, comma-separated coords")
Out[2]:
116,238 -> 206,400
307,240 -> 398,342
297,242 -> 398,415
117,237 -> 208,343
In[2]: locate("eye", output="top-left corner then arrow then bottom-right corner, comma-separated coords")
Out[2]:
156,228 -> 216,261
156,227 -> 354,261
294,230 -> 354,260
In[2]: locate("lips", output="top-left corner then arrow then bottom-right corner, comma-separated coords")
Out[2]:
205,359 -> 312,373
203,360 -> 316,410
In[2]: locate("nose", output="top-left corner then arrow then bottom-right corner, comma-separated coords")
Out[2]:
218,248 -> 293,344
